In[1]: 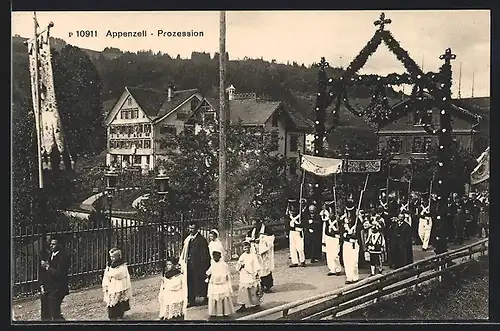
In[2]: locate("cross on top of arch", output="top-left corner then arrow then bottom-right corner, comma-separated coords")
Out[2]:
374,12 -> 392,31
439,48 -> 456,61
317,57 -> 329,70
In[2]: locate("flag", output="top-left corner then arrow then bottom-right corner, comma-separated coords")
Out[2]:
300,155 -> 343,176
28,26 -> 74,177
470,147 -> 489,185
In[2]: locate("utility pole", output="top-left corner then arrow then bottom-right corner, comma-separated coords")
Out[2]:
218,11 -> 229,254
471,71 -> 475,98
458,62 -> 462,99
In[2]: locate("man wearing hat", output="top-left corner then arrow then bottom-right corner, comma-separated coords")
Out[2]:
341,206 -> 362,284
418,200 -> 433,251
285,198 -> 306,267
305,204 -> 323,263
390,213 -> 414,268
322,200 -> 342,276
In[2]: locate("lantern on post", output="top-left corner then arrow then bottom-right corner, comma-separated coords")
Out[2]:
104,167 -> 119,253
155,167 -> 170,276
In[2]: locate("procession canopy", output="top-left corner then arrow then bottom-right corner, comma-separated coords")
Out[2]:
300,155 -> 343,176
300,155 -> 382,176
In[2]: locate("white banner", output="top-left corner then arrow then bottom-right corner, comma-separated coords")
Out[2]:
29,28 -> 73,171
300,155 -> 343,176
471,147 -> 489,185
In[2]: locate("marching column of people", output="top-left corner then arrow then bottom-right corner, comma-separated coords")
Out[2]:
36,191 -> 487,321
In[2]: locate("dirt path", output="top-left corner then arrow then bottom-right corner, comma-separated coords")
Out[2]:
12,238 -> 482,321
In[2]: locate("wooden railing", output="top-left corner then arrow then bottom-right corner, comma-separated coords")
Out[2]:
238,238 -> 489,320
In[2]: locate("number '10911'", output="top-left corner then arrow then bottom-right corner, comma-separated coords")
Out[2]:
76,30 -> 98,37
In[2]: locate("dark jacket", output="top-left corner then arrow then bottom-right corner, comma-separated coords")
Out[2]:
39,250 -> 70,296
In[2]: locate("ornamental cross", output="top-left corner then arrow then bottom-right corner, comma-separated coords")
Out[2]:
439,48 -> 456,62
317,57 -> 329,70
374,12 -> 392,31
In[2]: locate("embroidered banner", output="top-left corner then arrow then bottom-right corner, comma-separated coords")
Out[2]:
471,147 -> 489,185
28,28 -> 73,172
346,159 -> 381,173
301,155 -> 343,176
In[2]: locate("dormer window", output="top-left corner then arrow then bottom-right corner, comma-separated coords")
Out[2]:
413,108 -> 433,126
271,112 -> 279,127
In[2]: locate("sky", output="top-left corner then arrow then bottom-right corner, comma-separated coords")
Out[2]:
12,10 -> 490,98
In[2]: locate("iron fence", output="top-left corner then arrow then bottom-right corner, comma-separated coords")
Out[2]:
12,210 -> 218,298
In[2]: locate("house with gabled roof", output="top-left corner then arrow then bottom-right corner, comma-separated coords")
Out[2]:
192,85 -> 313,176
104,86 -> 213,170
377,93 -> 484,163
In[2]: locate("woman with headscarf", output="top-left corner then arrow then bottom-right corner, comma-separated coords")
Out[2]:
102,248 -> 132,321
158,256 -> 186,320
205,249 -> 234,319
208,229 -> 226,263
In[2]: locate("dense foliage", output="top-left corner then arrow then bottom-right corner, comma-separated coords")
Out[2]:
12,42 -> 105,226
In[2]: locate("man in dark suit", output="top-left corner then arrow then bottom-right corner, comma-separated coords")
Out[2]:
39,237 -> 69,321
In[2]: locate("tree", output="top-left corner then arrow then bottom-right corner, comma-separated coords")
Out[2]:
52,45 -> 106,157
12,43 -> 106,226
139,122 -> 289,225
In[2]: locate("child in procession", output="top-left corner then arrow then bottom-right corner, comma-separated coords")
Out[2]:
236,240 -> 263,312
102,248 -> 132,321
158,256 -> 186,321
206,249 -> 234,319
365,219 -> 386,276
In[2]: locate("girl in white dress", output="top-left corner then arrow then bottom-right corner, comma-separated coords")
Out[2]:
206,250 -> 234,319
236,241 -> 263,312
102,248 -> 132,320
208,229 -> 226,263
158,256 -> 186,320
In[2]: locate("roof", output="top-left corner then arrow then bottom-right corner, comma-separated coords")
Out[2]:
230,99 -> 281,125
206,97 -> 313,131
124,87 -> 198,119
380,93 -> 482,128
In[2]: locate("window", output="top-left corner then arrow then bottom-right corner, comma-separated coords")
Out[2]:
413,108 -> 433,125
191,99 -> 199,111
204,112 -> 216,124
270,131 -> 279,151
271,112 -> 279,127
289,157 -> 297,175
290,134 -> 298,151
387,137 -> 402,153
131,109 -> 139,119
128,97 -> 132,105
144,125 -> 151,136
184,124 -> 195,135
412,137 -> 423,153
144,140 -> 151,149
160,125 -> 176,135
134,155 -> 141,164
423,137 -> 433,152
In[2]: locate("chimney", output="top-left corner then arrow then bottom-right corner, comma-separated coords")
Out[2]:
226,84 -> 235,101
167,85 -> 174,101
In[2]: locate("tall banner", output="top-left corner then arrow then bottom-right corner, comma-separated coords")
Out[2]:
470,147 -> 489,185
28,27 -> 73,173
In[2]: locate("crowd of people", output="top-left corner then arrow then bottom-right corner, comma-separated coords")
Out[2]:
36,190 -> 488,321
285,189 -> 489,284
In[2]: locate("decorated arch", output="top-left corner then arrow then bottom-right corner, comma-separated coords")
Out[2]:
309,12 -> 477,251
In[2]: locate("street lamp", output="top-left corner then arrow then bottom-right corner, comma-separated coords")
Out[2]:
155,168 -> 170,275
104,167 -> 119,252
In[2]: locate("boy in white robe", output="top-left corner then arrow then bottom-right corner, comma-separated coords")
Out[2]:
158,256 -> 186,320
102,248 -> 132,320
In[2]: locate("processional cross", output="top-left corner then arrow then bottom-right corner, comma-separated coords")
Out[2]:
317,56 -> 329,70
439,48 -> 456,62
374,12 -> 392,31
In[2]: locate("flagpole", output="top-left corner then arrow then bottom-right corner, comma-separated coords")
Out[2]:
32,11 -> 44,189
